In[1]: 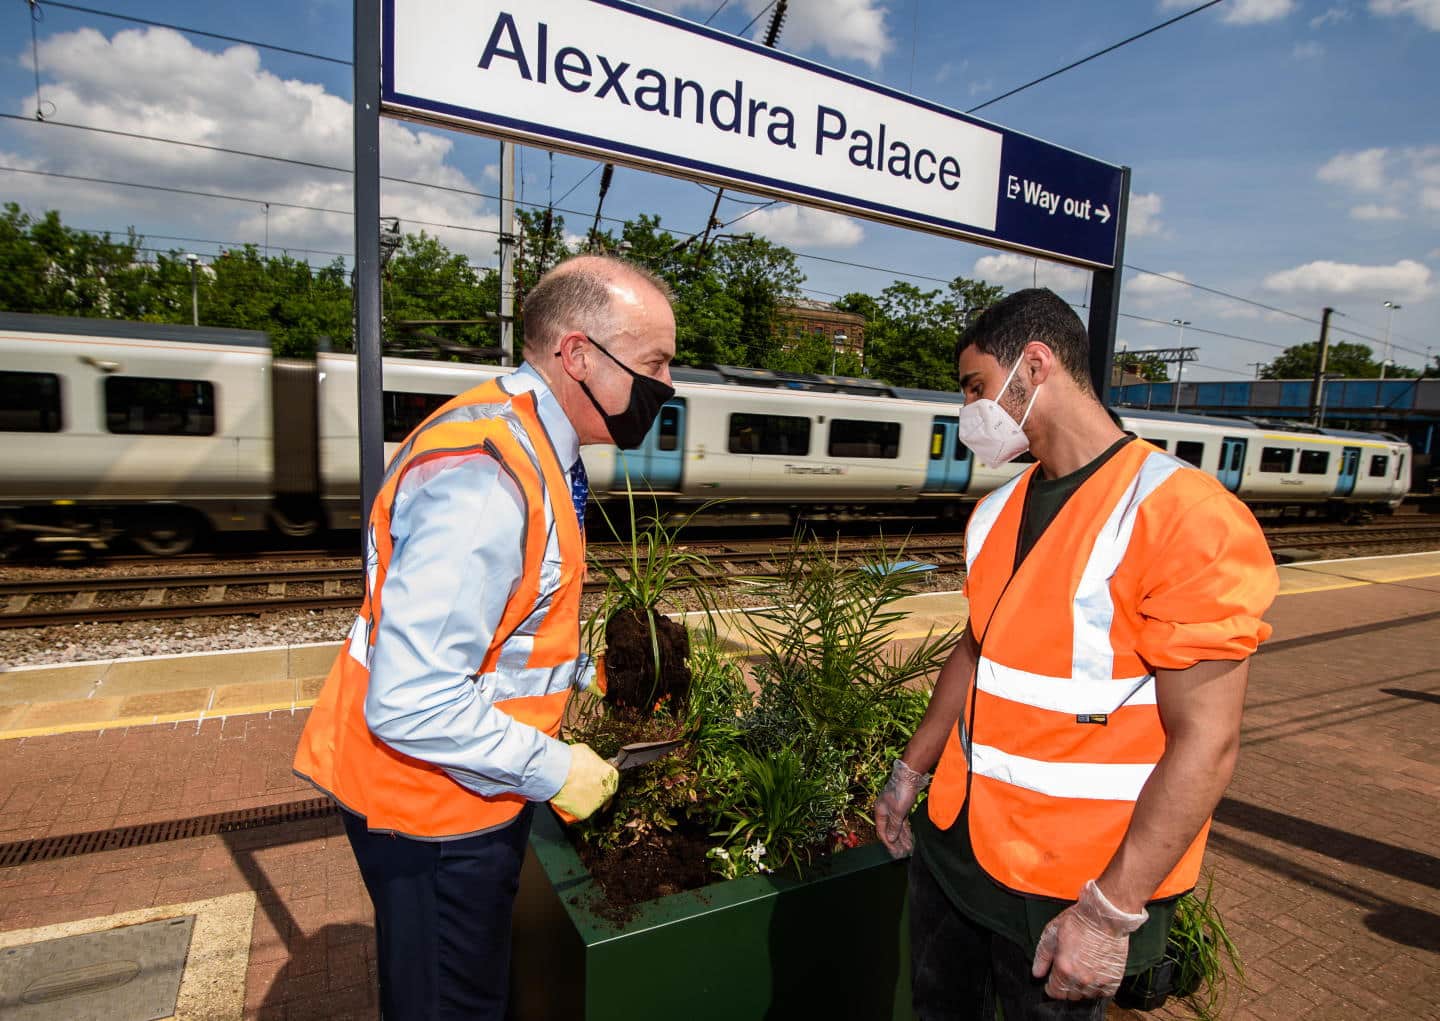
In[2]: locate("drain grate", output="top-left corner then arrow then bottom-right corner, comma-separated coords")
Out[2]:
0,915 -> 195,1021
0,798 -> 337,868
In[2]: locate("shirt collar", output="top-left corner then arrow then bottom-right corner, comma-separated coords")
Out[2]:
505,361 -> 580,469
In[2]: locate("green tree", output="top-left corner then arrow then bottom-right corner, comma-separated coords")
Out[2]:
837,276 -> 1002,391
382,232 -> 500,354
1261,341 -> 1418,379
1116,352 -> 1171,382
0,204 -> 147,318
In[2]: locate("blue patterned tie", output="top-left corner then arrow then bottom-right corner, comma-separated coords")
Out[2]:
569,457 -> 589,532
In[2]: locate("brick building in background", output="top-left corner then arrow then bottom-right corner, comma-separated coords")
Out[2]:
777,298 -> 867,366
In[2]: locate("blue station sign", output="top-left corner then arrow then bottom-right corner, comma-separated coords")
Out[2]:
383,0 -> 1125,268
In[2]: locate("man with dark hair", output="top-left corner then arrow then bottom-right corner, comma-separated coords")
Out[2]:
875,288 -> 1277,1019
296,255 -> 676,1019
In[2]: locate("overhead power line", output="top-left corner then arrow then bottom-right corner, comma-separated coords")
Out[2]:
35,0 -> 350,65
968,0 -> 1224,113
0,165 -> 502,239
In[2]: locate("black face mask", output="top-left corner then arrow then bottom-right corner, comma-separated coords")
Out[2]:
572,336 -> 675,450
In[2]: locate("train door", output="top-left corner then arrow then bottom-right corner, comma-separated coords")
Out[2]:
922,418 -> 970,493
1333,446 -> 1361,498
1217,437 -> 1247,492
624,399 -> 685,491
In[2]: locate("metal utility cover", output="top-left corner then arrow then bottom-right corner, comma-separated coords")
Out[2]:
0,915 -> 195,1021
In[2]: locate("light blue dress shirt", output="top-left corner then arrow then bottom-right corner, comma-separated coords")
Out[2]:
363,362 -> 589,807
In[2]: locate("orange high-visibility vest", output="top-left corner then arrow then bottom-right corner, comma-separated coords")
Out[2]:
293,377 -> 585,839
927,440 -> 1275,901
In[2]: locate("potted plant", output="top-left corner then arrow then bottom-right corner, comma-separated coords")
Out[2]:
508,533 -> 955,1020
1114,873 -> 1244,1018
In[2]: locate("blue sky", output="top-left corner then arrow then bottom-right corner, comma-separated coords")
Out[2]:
1,0 -> 1436,381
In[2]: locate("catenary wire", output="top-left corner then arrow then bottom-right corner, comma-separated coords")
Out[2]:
33,0 -> 351,65
15,94 -> 1426,363
967,0 -> 1225,113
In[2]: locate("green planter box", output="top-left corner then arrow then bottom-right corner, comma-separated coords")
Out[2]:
509,808 -> 916,1020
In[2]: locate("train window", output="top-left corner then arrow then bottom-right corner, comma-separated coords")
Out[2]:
728,413 -> 810,456
829,419 -> 900,459
1142,437 -> 1169,450
1298,450 -> 1330,475
657,405 -> 680,452
0,370 -> 62,432
1230,445 -> 1244,472
105,376 -> 215,435
1259,447 -> 1293,473
930,424 -> 945,460
1176,441 -> 1204,468
1369,455 -> 1388,477
383,391 -> 450,442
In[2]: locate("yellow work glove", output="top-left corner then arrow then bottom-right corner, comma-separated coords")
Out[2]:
551,743 -> 619,822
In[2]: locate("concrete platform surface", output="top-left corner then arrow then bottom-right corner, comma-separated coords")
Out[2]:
0,551 -> 1435,1019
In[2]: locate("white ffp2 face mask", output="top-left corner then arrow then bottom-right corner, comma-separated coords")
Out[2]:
956,354 -> 1040,467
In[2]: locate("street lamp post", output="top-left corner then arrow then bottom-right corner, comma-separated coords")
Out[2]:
831,330 -> 848,376
185,253 -> 200,326
1171,319 -> 1191,413
1380,301 -> 1401,381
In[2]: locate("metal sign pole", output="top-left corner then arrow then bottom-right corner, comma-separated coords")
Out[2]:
354,0 -> 384,552
1087,166 -> 1130,400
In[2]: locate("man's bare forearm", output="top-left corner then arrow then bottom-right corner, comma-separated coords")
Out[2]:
1096,731 -> 1238,913
1097,658 -> 1249,913
902,629 -> 979,774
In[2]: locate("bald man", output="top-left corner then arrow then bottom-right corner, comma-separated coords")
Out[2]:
294,256 -> 677,1019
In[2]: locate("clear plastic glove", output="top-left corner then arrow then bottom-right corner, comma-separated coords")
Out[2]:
551,743 -> 619,822
1032,879 -> 1149,1001
873,758 -> 930,859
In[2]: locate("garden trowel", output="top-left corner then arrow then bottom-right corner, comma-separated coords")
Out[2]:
608,738 -> 684,771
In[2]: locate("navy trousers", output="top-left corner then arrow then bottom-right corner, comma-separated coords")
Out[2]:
342,805 -> 535,1021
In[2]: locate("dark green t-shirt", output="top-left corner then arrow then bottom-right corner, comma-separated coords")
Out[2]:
913,435 -> 1178,973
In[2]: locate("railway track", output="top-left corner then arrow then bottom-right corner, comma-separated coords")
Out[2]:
3,524 -> 1436,631
0,537 -> 969,630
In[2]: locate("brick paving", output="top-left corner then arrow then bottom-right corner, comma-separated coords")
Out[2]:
0,568 -> 1436,1019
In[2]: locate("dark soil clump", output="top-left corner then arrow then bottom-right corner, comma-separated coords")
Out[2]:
575,821 -> 714,926
604,607 -> 691,711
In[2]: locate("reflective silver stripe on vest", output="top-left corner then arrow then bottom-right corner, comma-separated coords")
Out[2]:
377,392 -> 579,682
1071,451 -> 1185,681
971,741 -> 1155,801
976,657 -> 1156,714
964,470 -> 1026,573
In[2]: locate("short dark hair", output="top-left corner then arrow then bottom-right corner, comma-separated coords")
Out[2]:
955,288 -> 1093,391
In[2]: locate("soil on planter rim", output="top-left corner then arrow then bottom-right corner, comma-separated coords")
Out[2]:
575,820 -> 715,927
603,607 -> 692,711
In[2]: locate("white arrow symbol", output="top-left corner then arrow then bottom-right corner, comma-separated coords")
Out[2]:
1095,203 -> 1112,224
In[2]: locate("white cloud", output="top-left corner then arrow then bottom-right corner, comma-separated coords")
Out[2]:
1163,0 -> 1295,23
644,0 -> 893,67
741,204 -> 864,248
1351,203 -> 1404,220
1422,188 -> 1440,212
933,60 -> 966,85
1126,269 -> 1192,301
1127,193 -> 1166,237
972,254 -> 1089,295
967,78 -> 996,98
1317,148 -> 1389,192
1291,40 -> 1325,58
1262,258 -> 1435,302
1310,5 -> 1352,26
10,26 -> 500,265
1370,0 -> 1440,30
